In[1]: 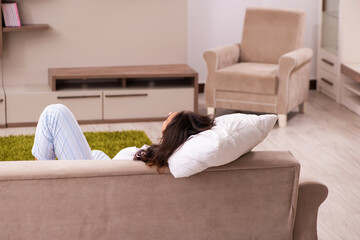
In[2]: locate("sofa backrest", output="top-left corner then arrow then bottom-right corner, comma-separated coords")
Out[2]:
240,7 -> 305,64
0,151 -> 300,240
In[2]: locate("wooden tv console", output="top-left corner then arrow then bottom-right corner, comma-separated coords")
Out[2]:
5,64 -> 198,127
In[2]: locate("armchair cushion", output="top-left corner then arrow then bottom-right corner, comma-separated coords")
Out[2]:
241,7 -> 305,64
215,62 -> 278,95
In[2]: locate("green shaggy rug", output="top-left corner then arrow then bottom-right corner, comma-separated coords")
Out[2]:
0,130 -> 152,161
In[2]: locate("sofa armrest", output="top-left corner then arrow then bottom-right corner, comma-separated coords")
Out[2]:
293,181 -> 328,240
203,43 -> 241,108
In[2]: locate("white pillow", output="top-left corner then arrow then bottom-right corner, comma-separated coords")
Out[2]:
168,113 -> 277,178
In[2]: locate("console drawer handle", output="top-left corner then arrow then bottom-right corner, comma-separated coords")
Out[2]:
0,98 -> 3,103
321,78 -> 334,86
57,95 -> 101,99
321,58 -> 334,66
105,93 -> 148,98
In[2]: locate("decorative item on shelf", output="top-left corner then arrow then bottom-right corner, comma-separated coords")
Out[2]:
1,2 -> 21,27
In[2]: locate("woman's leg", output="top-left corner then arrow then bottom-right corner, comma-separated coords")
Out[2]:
91,150 -> 111,160
32,104 -> 94,160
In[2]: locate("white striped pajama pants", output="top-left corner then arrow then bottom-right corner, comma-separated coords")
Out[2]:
32,104 -> 110,160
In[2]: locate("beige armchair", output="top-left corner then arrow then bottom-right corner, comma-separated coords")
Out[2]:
204,7 -> 313,127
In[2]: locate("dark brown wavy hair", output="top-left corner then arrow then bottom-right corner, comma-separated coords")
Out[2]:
133,111 -> 215,171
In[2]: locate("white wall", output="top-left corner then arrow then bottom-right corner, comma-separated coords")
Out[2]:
3,0 -> 187,86
341,0 -> 360,63
1,1 -> 319,86
188,0 -> 319,83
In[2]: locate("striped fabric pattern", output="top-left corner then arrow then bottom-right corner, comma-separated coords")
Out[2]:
32,104 -> 94,160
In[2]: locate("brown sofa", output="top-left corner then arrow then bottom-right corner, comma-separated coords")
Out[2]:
0,151 -> 327,240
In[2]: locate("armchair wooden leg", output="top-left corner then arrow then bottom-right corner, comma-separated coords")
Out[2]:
207,107 -> 215,115
278,114 -> 287,127
299,102 -> 306,113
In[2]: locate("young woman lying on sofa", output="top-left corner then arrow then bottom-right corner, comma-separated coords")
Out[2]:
32,104 -> 214,170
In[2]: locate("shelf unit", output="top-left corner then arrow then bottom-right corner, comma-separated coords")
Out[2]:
317,0 -> 340,102
0,2 -> 195,127
341,64 -> 360,114
5,64 -> 198,127
0,0 -> 50,127
0,0 -> 49,56
317,0 -> 360,115
338,0 -> 360,114
2,24 -> 49,33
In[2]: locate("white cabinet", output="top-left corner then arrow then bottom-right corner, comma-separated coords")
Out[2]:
317,0 -> 360,115
5,85 -> 103,125
341,64 -> 360,115
5,85 -> 195,126
103,88 -> 194,120
338,1 -> 360,114
55,90 -> 103,121
49,64 -> 198,124
318,66 -> 338,98
317,0 -> 340,102
3,65 -> 198,126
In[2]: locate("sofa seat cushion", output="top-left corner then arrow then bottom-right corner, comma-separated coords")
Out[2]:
215,62 -> 278,95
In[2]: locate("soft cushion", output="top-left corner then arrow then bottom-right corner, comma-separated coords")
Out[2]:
241,7 -> 305,64
168,113 -> 277,178
215,62 -> 278,95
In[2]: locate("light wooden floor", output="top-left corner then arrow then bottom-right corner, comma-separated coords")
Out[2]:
253,92 -> 360,240
1,91 -> 359,239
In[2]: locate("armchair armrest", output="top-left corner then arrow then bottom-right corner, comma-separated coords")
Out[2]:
293,180 -> 328,240
203,44 -> 240,108
277,48 -> 313,113
278,48 -> 313,83
203,43 -> 241,72
279,48 -> 313,71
